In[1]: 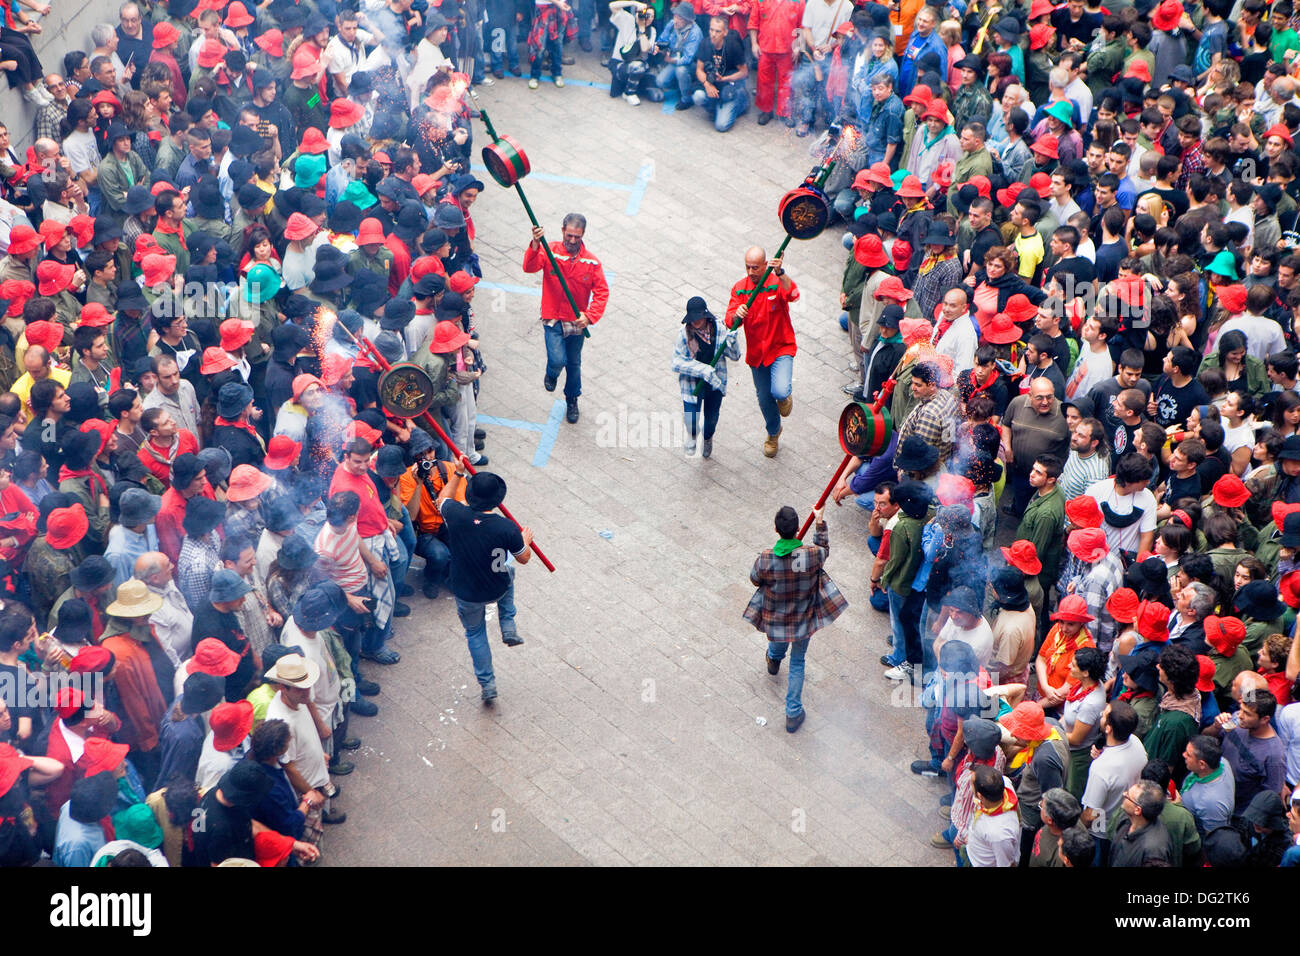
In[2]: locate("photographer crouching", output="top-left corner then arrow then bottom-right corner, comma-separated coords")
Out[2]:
608,1 -> 663,105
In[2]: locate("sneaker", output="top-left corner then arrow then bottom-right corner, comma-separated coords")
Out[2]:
846,361 -> 861,374
474,428 -> 486,440
509,66 -> 523,76
480,75 -> 495,86
930,831 -> 953,848
501,631 -> 524,647
624,92 -> 641,105
362,648 -> 401,665
674,99 -> 693,111
701,438 -> 713,459
777,396 -> 793,417
841,382 -> 862,395
783,114 -> 796,127
481,683 -> 499,703
392,602 -> 411,618
580,36 -> 593,51
911,759 -> 940,776
493,68 -> 505,79
757,110 -> 773,125
329,760 -> 355,776
766,653 -> 780,675
350,697 -> 378,717
339,736 -> 362,751
763,431 -> 780,458
528,78 -> 539,89
883,662 -> 914,682
566,398 -> 579,423
421,581 -> 440,600
685,436 -> 697,455
323,807 -> 348,825
786,711 -> 805,733
937,804 -> 952,818
879,655 -> 896,667
470,453 -> 489,466
475,438 -> 485,451
356,678 -> 381,697
544,374 -> 557,391
554,76 -> 565,87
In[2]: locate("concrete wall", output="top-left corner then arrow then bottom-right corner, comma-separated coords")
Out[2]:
6,0 -> 129,151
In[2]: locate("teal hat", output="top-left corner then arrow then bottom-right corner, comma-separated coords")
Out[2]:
1044,100 -> 1074,129
244,262 -> 282,304
341,179 -> 376,210
1205,250 -> 1240,280
890,168 -> 911,190
293,153 -> 327,190
111,802 -> 164,850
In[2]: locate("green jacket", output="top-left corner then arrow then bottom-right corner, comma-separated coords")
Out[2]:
952,83 -> 993,133
348,247 -> 394,283
882,512 -> 927,596
97,151 -> 149,223
1207,545 -> 1252,584
1198,352 -> 1269,398
947,149 -> 993,217
840,256 -> 868,327
1086,39 -> 1126,99
1143,708 -> 1199,782
189,215 -> 236,248
152,224 -> 192,275
57,472 -> 111,551
1017,484 -> 1066,584
415,349 -> 463,411
1243,616 -> 1280,657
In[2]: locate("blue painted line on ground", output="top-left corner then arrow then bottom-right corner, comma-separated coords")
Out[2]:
625,161 -> 653,216
531,399 -> 567,468
471,162 -> 629,192
476,413 -> 544,433
661,90 -> 678,114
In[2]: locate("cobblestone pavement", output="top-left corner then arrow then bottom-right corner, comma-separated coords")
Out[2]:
326,54 -> 949,866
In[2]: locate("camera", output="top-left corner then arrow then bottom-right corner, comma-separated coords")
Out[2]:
419,458 -> 436,472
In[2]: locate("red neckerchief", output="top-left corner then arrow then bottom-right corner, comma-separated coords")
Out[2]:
1118,689 -> 1155,703
155,220 -> 187,250
214,416 -> 263,445
1065,680 -> 1096,703
967,366 -> 999,395
58,465 -> 108,502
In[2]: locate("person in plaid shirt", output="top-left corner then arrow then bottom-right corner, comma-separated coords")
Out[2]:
898,361 -> 959,463
671,295 -> 740,458
745,505 -> 847,733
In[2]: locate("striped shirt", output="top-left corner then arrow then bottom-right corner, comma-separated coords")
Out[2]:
1060,449 -> 1110,502
314,522 -> 368,593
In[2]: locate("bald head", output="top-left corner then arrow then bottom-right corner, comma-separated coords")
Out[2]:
745,246 -> 767,282
1029,378 -> 1056,402
134,551 -> 173,587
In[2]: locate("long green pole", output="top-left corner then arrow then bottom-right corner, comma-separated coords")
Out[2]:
691,159 -> 837,398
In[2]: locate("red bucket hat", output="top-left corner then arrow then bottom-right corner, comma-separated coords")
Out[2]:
133,233 -> 160,263
1004,294 -> 1038,324
6,225 -> 40,256
1064,494 -> 1103,529
345,420 -> 383,449
25,320 -> 64,354
224,0 -> 254,27
1067,527 -> 1109,564
902,84 -> 933,109
999,701 -> 1052,741
38,218 -> 68,248
865,161 -> 894,189
141,252 -> 177,287
429,320 -> 472,354
290,47 -> 321,81
899,318 -> 932,346
188,637 -> 241,676
254,28 -> 283,57
896,174 -> 927,199
1272,501 -> 1300,530
1028,23 -> 1055,49
355,217 -> 386,246
199,346 -> 237,375
153,20 -> 180,48
1051,594 -> 1095,623
80,418 -> 116,457
69,645 -> 114,675
299,127 -> 329,155
197,38 -> 229,69
1195,655 -> 1216,693
1002,540 -> 1042,575
0,743 -> 34,798
220,318 -> 254,352
1151,0 -> 1184,31
1283,571 -> 1300,609
46,504 -> 89,550
36,259 -> 74,296
227,464 -> 273,502
1028,171 -> 1052,198
82,736 -> 129,776
982,313 -> 1022,345
1136,600 -> 1170,642
1265,123 -> 1296,147
330,98 -> 365,130
1204,615 -> 1247,656
284,212 -> 318,241
264,435 -> 301,470
320,354 -> 354,388
995,181 -> 1027,207
0,279 -> 34,316
254,829 -> 295,867
1030,134 -> 1060,159
78,303 -> 113,329
920,100 -> 950,124
448,272 -> 479,295
292,374 -> 325,402
211,700 -> 255,752
854,234 -> 889,269
68,215 -> 96,248
1215,284 -> 1247,315
890,239 -> 913,273
961,174 -> 991,199
1212,473 -> 1251,508
873,275 -> 913,302
1106,587 -> 1140,625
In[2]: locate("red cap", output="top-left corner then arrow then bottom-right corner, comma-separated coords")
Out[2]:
1203,615 -> 1247,657
78,303 -> 113,329
46,503 -> 89,550
264,435 -> 301,470
1136,600 -> 1171,642
55,687 -> 85,721
448,271 -> 479,294
69,645 -> 113,674
1002,540 -> 1042,575
1064,494 -> 1103,529
188,637 -> 241,676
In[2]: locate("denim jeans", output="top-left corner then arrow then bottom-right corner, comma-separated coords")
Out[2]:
766,637 -> 810,718
530,31 -> 564,79
577,0 -> 593,40
543,322 -> 585,399
749,354 -> 794,437
390,508 -> 413,591
416,532 -> 452,586
887,588 -> 925,665
454,568 -> 518,689
683,388 -> 723,440
692,82 -> 749,131
656,62 -> 693,99
790,61 -> 827,126
399,507 -> 417,564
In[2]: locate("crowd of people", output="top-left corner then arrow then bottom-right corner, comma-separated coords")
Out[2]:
721,0 -> 1300,869
0,0 -> 569,868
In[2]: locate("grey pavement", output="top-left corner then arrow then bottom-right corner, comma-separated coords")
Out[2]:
326,56 -> 948,866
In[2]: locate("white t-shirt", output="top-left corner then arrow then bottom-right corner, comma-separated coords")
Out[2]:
801,0 -> 853,47
1086,477 -> 1157,554
1061,684 -> 1107,751
1068,346 -> 1114,400
62,129 -> 100,177
1222,416 -> 1257,454
965,774 -> 1021,867
609,8 -> 656,62
196,733 -> 247,795
935,314 -> 980,375
266,691 -> 329,790
938,618 -> 994,668
1080,735 -> 1148,836
280,619 -> 341,729
1218,314 -> 1287,363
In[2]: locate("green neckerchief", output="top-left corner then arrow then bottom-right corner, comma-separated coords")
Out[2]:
773,537 -> 803,557
1180,762 -> 1225,793
922,123 -> 954,150
881,329 -> 903,343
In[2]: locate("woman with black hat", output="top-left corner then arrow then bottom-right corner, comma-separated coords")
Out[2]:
671,296 -> 739,459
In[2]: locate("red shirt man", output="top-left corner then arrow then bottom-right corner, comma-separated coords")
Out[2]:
329,443 -> 390,538
748,0 -> 803,120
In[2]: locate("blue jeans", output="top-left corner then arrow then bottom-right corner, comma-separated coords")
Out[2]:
530,31 -> 564,79
766,638 -> 810,718
887,588 -> 925,665
454,569 -> 518,689
656,63 -> 693,99
577,0 -> 593,40
790,61 -> 826,126
416,532 -> 452,586
749,354 -> 793,437
683,388 -> 723,440
390,508 -> 413,590
485,21 -> 520,72
692,82 -> 749,131
543,322 -> 585,399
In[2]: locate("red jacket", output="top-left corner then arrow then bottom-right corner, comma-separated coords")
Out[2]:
155,481 -> 217,566
386,233 -> 412,297
137,430 -> 199,488
725,273 -> 799,367
43,719 -> 118,814
522,240 -> 609,324
748,0 -> 803,54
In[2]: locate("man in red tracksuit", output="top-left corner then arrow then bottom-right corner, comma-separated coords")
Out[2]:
523,213 -> 610,423
726,245 -> 799,457
749,0 -> 803,126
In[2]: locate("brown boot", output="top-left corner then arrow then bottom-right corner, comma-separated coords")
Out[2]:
763,430 -> 781,457
777,396 -> 793,417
